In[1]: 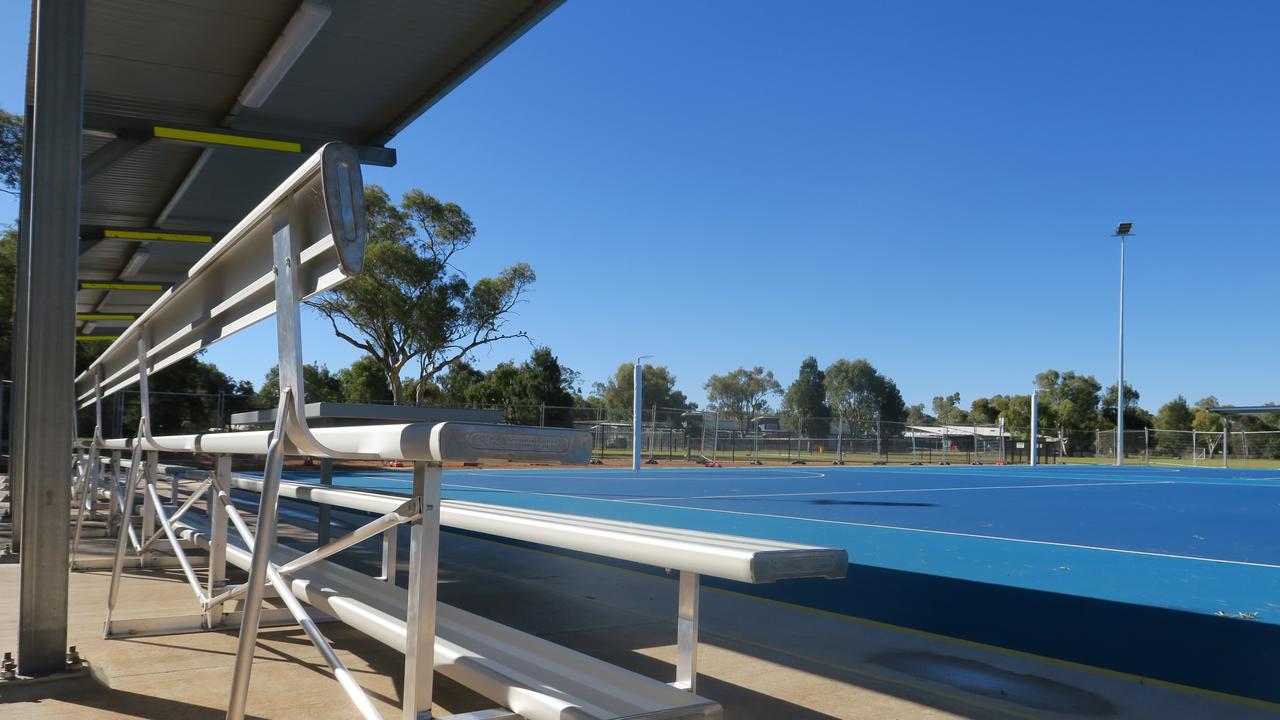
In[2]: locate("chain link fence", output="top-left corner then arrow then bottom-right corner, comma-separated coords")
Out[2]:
1095,428 -> 1280,467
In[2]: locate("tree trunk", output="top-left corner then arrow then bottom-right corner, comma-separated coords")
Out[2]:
388,366 -> 404,405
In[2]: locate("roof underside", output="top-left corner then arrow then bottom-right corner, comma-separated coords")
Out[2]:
42,0 -> 563,337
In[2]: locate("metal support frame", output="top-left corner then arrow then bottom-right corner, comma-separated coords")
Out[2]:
15,0 -> 86,677
403,461 -> 442,720
673,570 -> 701,693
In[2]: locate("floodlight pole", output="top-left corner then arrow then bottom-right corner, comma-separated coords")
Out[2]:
1113,224 -> 1133,466
633,355 -> 653,472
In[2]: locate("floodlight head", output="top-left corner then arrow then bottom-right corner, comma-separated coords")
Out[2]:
237,0 -> 332,109
1115,222 -> 1133,236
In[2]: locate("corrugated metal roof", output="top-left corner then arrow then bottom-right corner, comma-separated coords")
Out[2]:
56,0 -> 564,336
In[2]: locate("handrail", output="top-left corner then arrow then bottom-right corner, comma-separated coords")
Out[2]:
74,142 -> 365,406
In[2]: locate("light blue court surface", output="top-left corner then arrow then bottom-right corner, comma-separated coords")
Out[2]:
285,463 -> 1280,620
276,463 -> 1280,703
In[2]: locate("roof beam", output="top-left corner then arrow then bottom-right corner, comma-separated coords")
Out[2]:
82,135 -> 149,183
76,313 -> 137,321
79,280 -> 167,292
138,124 -> 395,166
153,125 -> 302,153
102,228 -> 214,244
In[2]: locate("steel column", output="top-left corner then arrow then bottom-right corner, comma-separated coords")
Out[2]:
402,461 -> 441,719
207,456 -> 230,628
674,570 -> 700,693
16,0 -> 86,677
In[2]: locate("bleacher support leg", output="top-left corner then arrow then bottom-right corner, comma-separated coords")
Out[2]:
403,460 -> 442,719
381,525 -> 399,584
227,399 -> 292,720
317,458 -> 333,546
207,456 -> 231,629
675,570 -> 701,693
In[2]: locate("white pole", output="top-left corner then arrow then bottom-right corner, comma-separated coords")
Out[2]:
1030,390 -> 1039,467
998,417 -> 1006,463
1116,234 -> 1125,466
633,355 -> 652,472
1222,419 -> 1229,469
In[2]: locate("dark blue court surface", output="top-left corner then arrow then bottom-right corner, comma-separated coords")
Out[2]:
280,463 -> 1280,706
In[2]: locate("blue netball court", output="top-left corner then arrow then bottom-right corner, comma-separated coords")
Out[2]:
282,463 -> 1280,707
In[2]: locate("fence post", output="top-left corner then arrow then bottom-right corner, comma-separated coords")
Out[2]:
1144,427 -> 1150,465
539,403 -> 545,427
1223,421 -> 1229,468
1192,429 -> 1197,467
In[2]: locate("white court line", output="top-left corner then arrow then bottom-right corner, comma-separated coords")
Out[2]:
441,482 -> 1280,570
631,480 -> 1177,501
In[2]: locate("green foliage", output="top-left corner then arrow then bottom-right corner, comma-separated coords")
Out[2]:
783,357 -> 830,437
968,397 -> 999,425
0,227 -> 17,377
1155,395 -> 1194,431
931,392 -> 967,425
823,358 -> 906,431
258,363 -> 345,406
1101,382 -> 1150,430
337,355 -> 393,404
1035,369 -> 1103,449
450,347 -> 579,426
307,185 -> 534,404
906,403 -> 932,426
705,366 -> 782,432
0,108 -> 20,196
592,363 -> 694,421
89,355 -> 256,436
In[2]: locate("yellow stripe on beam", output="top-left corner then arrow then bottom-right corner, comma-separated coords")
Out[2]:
76,313 -> 136,321
77,335 -> 119,342
104,229 -> 213,243
79,281 -> 165,291
153,126 -> 301,153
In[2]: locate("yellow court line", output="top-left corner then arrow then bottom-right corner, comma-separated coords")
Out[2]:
153,126 -> 301,153
76,335 -> 119,342
79,282 -> 164,291
104,229 -> 213,243
76,314 -> 136,321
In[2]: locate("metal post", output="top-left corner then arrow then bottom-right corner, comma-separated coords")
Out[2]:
1029,390 -> 1039,466
1144,427 -> 1150,465
998,417 -> 1006,463
226,398 -> 292,720
1223,420 -> 1229,468
15,0 -> 86,677
633,356 -> 652,472
674,570 -> 700,693
1116,234 -> 1126,466
380,526 -> 399,584
402,461 -> 441,719
836,413 -> 843,463
207,455 -> 230,628
1192,429 -> 1198,467
875,414 -> 882,461
141,452 -> 158,566
317,457 -> 333,546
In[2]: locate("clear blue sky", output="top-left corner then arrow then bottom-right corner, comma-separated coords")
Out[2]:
2,1 -> 1278,411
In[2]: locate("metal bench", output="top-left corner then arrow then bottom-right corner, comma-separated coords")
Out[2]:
70,143 -> 719,720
